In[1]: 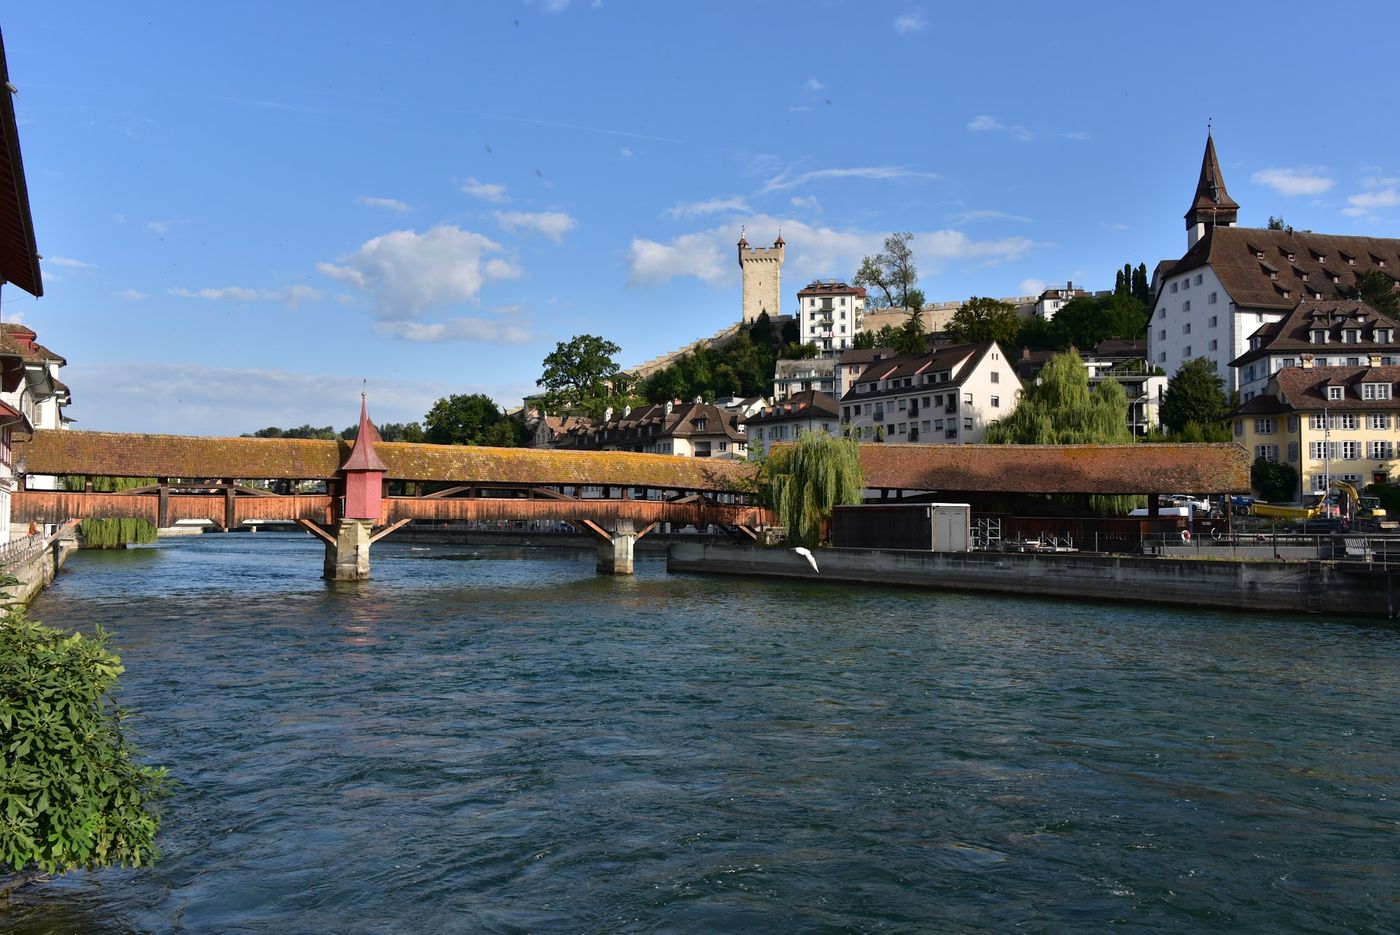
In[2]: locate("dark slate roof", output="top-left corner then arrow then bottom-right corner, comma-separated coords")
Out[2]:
0,31 -> 40,298
1230,299 -> 1400,367
1185,133 -> 1239,226
553,401 -> 746,450
1230,364 -> 1400,416
1165,226 -> 1400,312
837,346 -> 895,366
15,429 -> 759,490
746,390 -> 839,425
861,443 -> 1250,495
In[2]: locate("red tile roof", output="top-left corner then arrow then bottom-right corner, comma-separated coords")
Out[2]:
861,443 -> 1250,494
1232,364 -> 1400,415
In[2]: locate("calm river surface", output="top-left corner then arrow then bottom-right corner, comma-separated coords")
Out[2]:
5,533 -> 1398,933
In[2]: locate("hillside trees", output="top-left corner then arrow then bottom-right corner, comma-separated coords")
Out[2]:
537,334 -> 630,418
423,393 -> 524,446
760,432 -> 864,546
1047,293 -> 1149,349
947,296 -> 1021,346
854,232 -> 924,310
984,349 -> 1132,445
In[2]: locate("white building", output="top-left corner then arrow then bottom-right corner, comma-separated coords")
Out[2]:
1232,300 -> 1400,403
745,390 -> 840,459
839,341 -> 1021,445
1149,132 -> 1400,393
772,357 -> 837,400
796,279 -> 865,354
1034,282 -> 1090,320
0,325 -> 69,503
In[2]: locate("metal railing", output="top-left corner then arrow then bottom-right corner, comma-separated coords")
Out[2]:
0,520 -> 78,568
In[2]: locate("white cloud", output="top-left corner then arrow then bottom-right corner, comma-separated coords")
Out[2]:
759,165 -> 940,194
112,213 -> 127,224
1020,278 -> 1047,296
894,12 -> 927,34
628,216 -> 1037,288
967,115 -> 1033,142
61,362 -> 461,436
1344,186 -> 1400,216
790,195 -> 820,210
533,0 -> 572,11
461,177 -> 509,203
1061,131 -> 1091,141
383,317 -> 535,344
620,147 -> 633,158
356,195 -> 412,213
44,256 -> 94,269
805,78 -> 825,92
627,233 -> 729,286
666,196 -> 752,219
147,218 -> 189,234
494,209 -> 578,242
168,284 -> 324,307
318,224 -> 520,319
952,209 -> 1032,224
788,105 -> 813,114
116,288 -> 148,301
1251,167 -> 1334,197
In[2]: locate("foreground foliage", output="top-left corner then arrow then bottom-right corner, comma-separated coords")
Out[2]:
761,432 -> 864,546
0,607 -> 168,876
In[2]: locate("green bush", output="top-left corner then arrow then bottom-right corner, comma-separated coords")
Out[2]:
0,605 -> 168,876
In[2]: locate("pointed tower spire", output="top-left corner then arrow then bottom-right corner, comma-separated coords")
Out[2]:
1185,130 -> 1239,248
339,395 -> 387,521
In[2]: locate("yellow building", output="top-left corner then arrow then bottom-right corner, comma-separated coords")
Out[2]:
1232,364 -> 1400,500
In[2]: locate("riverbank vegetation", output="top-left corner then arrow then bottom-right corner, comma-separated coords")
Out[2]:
0,593 -> 167,881
759,432 -> 863,546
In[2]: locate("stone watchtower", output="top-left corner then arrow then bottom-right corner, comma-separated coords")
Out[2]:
738,230 -> 784,324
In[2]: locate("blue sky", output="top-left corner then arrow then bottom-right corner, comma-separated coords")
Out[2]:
8,2 -> 1400,434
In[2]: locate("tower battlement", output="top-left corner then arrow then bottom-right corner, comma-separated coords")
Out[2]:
738,232 -> 784,324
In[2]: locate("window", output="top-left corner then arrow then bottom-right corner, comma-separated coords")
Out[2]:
1184,346 -> 1192,357
897,399 -> 907,410
1369,440 -> 1393,459
990,371 -> 1000,384
693,418 -> 707,431
1183,300 -> 1191,312
963,417 -> 973,431
1195,274 -> 1203,286
1311,329 -> 1329,344
1254,417 -> 1275,434
1287,441 -> 1299,461
1209,340 -> 1218,351
1309,441 -> 1331,460
991,396 -> 1000,408
1209,292 -> 1218,304
1159,329 -> 1166,340
1345,329 -> 1360,344
1158,308 -> 1165,319
1170,282 -> 1178,293
1337,413 -> 1359,430
1369,413 -> 1391,430
1341,441 -> 1361,460
1362,383 -> 1393,400
1377,328 -> 1394,342
1183,322 -> 1192,334
1234,420 -> 1244,437
964,393 -> 973,405
1208,315 -> 1218,327
1288,416 -> 1299,431
1255,444 -> 1279,462
1309,414 -> 1327,430
1327,386 -> 1344,401
1158,352 -> 1167,363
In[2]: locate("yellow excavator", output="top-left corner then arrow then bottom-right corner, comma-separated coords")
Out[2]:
1249,480 -> 1386,521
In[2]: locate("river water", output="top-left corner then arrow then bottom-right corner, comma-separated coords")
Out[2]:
4,533 -> 1397,933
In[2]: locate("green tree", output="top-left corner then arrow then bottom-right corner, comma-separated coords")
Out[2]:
760,432 -> 864,546
246,425 -> 338,440
1131,263 -> 1150,305
1049,293 -> 1147,349
852,329 -> 877,350
1340,268 -> 1400,318
1267,215 -> 1287,231
779,341 -> 820,360
946,296 -> 1021,346
893,308 -> 927,354
1159,357 -> 1229,434
853,232 -> 920,309
0,605 -> 169,877
537,334 -> 625,417
1252,457 -> 1299,502
423,393 -> 510,446
985,349 -> 1132,445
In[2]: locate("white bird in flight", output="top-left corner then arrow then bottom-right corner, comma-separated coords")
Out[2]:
793,547 -> 819,574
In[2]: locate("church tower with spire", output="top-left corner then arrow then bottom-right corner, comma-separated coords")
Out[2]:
1185,131 -> 1239,249
738,229 -> 784,324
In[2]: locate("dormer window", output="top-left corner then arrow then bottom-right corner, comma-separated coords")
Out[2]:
1362,383 -> 1393,401
692,418 -> 707,431
1345,329 -> 1361,344
1311,329 -> 1329,344
1327,385 -> 1344,401
1378,328 -> 1394,343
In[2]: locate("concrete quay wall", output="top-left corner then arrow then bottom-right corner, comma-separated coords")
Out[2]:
2,535 -> 79,608
667,543 -> 1398,618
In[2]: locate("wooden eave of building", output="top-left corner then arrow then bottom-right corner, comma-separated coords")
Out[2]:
860,443 -> 1251,496
0,30 -> 41,298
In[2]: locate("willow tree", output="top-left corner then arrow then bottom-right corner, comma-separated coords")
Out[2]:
761,432 -> 864,546
984,349 -> 1138,512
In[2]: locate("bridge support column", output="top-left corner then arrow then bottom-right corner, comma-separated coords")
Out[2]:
596,519 -> 637,575
324,518 -> 374,581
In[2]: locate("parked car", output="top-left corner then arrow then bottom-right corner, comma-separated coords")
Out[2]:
1161,494 -> 1210,512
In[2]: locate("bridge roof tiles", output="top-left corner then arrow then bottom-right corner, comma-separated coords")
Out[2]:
17,430 -> 758,491
860,443 -> 1250,495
